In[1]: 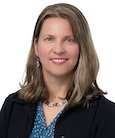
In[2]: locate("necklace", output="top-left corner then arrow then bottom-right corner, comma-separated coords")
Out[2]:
45,99 -> 68,107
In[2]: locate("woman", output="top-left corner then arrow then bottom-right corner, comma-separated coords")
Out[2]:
0,3 -> 115,138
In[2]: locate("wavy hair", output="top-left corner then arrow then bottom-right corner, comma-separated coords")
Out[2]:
19,3 -> 105,106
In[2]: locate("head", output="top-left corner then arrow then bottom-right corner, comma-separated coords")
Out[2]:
20,3 -> 104,106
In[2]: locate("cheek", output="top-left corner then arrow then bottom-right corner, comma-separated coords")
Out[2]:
37,46 -> 48,61
70,47 -> 79,61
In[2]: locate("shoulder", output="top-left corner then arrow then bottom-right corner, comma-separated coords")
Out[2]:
94,96 -> 115,133
3,91 -> 19,103
0,90 -> 27,113
0,91 -> 36,138
98,96 -> 115,115
89,96 -> 115,137
0,91 -> 19,113
1,91 -> 21,107
0,91 -> 20,135
92,95 -> 115,122
97,96 -> 115,126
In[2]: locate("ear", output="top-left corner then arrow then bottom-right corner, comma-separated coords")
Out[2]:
34,38 -> 39,56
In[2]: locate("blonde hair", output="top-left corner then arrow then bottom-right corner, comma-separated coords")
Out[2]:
19,3 -> 104,106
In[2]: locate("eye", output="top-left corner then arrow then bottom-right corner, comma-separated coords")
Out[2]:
44,36 -> 53,42
67,38 -> 74,42
65,37 -> 75,43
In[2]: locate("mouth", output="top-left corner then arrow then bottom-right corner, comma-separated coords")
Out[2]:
51,58 -> 68,64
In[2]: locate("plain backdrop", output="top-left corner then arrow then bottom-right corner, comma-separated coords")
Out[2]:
0,0 -> 115,108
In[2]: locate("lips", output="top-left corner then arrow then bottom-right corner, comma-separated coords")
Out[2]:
52,59 -> 66,62
50,58 -> 68,64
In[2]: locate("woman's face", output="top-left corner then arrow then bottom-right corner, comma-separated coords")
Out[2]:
34,17 -> 79,79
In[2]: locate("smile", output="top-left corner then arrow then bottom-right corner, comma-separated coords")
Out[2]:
51,58 -> 67,64
52,59 -> 66,62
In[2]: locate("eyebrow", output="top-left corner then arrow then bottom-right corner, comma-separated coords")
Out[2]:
43,34 -> 74,38
43,34 -> 54,37
63,35 -> 74,39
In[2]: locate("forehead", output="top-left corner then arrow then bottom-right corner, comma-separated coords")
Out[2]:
40,17 -> 73,35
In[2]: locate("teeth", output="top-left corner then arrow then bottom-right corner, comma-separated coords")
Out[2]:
52,59 -> 65,62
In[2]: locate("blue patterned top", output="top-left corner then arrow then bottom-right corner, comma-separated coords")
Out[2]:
29,101 -> 63,138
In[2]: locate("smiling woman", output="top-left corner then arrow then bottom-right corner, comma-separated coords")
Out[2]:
0,3 -> 115,138
34,18 -> 79,78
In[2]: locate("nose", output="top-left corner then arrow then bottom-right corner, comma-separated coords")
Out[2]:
53,41 -> 66,54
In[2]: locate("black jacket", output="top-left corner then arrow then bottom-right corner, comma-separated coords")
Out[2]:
0,92 -> 115,138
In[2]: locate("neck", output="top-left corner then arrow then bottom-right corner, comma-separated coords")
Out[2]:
43,74 -> 72,102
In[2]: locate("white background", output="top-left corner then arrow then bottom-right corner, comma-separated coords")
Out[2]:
0,0 -> 115,108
